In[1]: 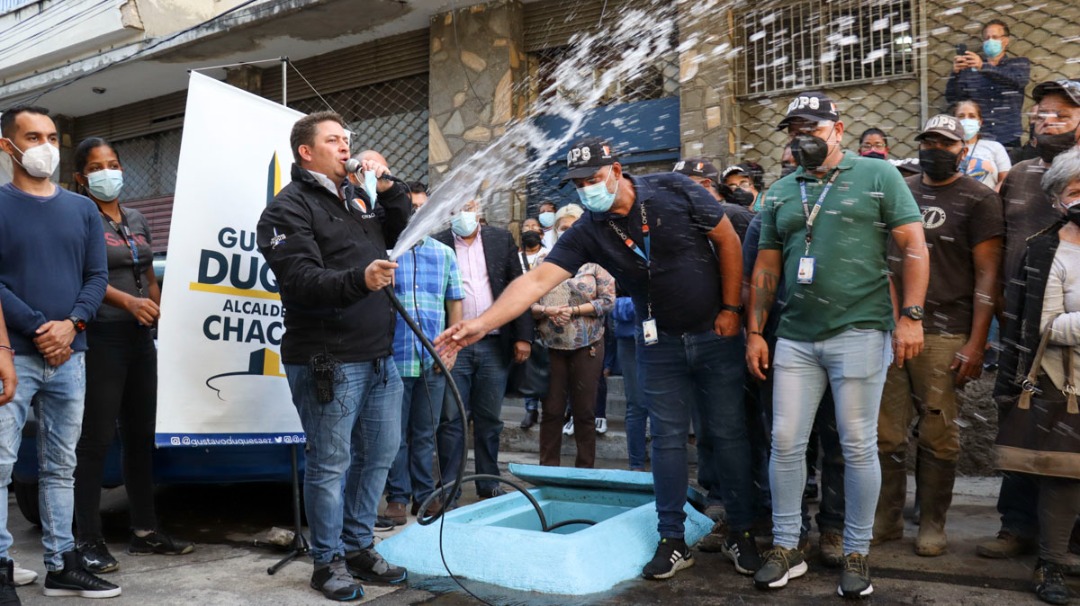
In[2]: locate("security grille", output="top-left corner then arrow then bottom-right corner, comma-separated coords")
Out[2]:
736,0 -> 916,97
288,74 -> 430,185
114,129 -> 182,203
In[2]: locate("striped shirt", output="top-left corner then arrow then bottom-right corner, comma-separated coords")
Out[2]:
392,237 -> 465,377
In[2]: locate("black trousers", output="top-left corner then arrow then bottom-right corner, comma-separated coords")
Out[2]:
74,322 -> 158,539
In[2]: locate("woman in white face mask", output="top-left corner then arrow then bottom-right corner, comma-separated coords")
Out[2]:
70,138 -> 194,573
952,100 -> 1012,191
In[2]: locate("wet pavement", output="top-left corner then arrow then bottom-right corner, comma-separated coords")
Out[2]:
5,452 -> 1076,605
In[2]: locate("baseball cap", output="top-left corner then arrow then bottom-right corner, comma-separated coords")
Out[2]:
562,137 -> 618,183
915,114 -> 965,142
673,157 -> 719,180
1032,79 -> 1080,106
776,92 -> 840,131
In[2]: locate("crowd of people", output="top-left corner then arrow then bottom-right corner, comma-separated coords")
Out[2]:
0,14 -> 1076,606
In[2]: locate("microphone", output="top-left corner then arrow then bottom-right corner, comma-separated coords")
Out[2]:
344,158 -> 400,183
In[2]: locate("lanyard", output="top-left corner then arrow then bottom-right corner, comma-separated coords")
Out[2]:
608,200 -> 653,317
799,169 -> 841,255
101,210 -> 144,296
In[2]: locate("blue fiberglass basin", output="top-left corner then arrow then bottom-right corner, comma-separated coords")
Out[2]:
376,464 -> 712,595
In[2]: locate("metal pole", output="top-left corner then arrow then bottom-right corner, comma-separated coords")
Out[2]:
918,0 -> 928,125
281,57 -> 288,106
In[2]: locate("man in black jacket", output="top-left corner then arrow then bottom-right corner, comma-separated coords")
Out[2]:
434,199 -> 532,501
256,111 -> 411,602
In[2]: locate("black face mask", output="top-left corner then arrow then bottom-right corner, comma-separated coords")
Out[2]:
731,188 -> 756,207
792,134 -> 830,172
860,151 -> 886,160
1035,128 -> 1078,163
1065,203 -> 1080,227
918,148 -> 961,182
521,231 -> 543,248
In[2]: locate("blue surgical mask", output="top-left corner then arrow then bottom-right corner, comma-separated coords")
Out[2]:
576,168 -> 619,213
363,170 -> 379,207
451,211 -> 478,237
959,118 -> 980,141
982,39 -> 1003,58
86,169 -> 124,201
538,211 -> 555,228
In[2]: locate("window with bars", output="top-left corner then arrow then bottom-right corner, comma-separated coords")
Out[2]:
289,74 -> 430,185
113,129 -> 183,203
736,0 -> 916,97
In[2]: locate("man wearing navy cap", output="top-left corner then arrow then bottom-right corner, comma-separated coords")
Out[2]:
673,157 -> 753,240
437,138 -> 759,580
747,92 -> 929,598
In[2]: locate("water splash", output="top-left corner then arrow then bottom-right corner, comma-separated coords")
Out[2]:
389,0 -> 675,259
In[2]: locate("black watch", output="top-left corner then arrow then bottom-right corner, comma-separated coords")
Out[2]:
720,303 -> 745,315
900,305 -> 925,321
67,316 -> 87,333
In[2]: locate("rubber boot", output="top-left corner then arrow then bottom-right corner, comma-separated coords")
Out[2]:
915,454 -> 956,557
872,450 -> 906,545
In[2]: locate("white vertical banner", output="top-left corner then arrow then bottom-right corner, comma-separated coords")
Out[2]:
156,72 -> 305,447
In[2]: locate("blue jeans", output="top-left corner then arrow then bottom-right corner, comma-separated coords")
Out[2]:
0,353 -> 85,571
438,338 -> 511,497
285,356 -> 402,565
386,368 -> 446,505
638,329 -> 753,538
770,329 -> 891,555
618,337 -> 648,470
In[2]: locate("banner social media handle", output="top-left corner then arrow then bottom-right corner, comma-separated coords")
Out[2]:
156,72 -> 305,447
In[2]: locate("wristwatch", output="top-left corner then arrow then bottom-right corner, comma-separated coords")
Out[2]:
720,303 -> 745,315
67,315 -> 87,333
900,305 -> 925,321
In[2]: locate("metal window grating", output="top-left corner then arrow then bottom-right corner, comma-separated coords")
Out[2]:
288,73 -> 430,186
737,0 -> 916,97
113,129 -> 183,203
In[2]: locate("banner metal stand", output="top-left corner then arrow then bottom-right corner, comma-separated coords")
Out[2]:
251,57 -> 309,575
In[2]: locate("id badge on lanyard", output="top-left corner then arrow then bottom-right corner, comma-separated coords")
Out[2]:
798,170 -> 840,286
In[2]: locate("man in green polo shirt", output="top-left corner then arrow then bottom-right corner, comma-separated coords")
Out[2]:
746,91 -> 929,599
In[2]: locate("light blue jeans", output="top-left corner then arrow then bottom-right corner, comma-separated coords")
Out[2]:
285,356 -> 402,565
769,329 -> 891,555
0,353 -> 85,571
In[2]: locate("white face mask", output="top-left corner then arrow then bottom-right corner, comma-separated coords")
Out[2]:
86,169 -> 124,202
6,140 -> 59,179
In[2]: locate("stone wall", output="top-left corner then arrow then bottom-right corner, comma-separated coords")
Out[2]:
428,0 -> 529,225
676,0 -> 738,167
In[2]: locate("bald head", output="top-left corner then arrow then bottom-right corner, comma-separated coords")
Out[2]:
359,150 -> 388,166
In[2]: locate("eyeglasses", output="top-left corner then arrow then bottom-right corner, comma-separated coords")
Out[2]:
859,143 -> 888,151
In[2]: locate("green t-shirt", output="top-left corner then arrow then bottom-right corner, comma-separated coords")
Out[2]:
758,151 -> 922,342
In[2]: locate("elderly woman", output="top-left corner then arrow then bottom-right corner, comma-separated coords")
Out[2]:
994,147 -> 1080,605
531,204 -> 615,468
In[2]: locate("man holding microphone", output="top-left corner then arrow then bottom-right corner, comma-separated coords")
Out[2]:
257,111 -> 411,601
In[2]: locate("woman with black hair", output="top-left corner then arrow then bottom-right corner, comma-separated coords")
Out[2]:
70,137 -> 192,574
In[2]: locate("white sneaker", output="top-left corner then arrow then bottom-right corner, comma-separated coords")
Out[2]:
562,418 -> 574,436
12,561 -> 37,586
595,418 -> 608,434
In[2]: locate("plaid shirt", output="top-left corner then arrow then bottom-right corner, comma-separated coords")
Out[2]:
392,237 -> 464,377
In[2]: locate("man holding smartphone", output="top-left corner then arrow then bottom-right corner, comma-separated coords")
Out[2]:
946,18 -> 1031,154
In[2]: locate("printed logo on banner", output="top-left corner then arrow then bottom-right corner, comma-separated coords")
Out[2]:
156,72 -> 306,447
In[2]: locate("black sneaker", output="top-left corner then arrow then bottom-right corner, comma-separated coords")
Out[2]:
43,551 -> 121,598
721,530 -> 762,575
345,547 -> 407,584
129,530 -> 194,556
311,557 -> 363,601
753,546 -> 807,590
77,540 -> 119,574
642,538 -> 694,580
0,558 -> 20,606
837,552 -> 874,599
1034,559 -> 1069,605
